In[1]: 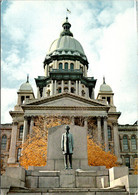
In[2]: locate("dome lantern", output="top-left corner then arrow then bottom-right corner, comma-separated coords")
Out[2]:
60,17 -> 73,37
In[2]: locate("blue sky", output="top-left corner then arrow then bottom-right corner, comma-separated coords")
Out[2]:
1,0 -> 137,124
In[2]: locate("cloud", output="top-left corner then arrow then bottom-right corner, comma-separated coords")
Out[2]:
1,88 -> 17,123
1,0 -> 137,124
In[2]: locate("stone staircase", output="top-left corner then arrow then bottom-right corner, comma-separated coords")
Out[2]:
8,186 -> 128,195
6,169 -> 129,195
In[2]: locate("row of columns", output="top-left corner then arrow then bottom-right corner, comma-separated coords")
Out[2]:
8,115 -> 120,164
50,80 -> 82,96
22,116 -> 34,143
97,117 -> 120,157
8,116 -> 35,164
97,117 -> 108,152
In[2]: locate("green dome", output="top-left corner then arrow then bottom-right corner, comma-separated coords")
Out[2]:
44,17 -> 88,64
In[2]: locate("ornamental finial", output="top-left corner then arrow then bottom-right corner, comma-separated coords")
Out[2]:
27,74 -> 29,83
103,76 -> 106,84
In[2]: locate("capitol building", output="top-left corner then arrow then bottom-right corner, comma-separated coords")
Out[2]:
1,17 -> 137,174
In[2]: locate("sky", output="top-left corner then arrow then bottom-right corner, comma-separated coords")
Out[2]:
1,0 -> 138,125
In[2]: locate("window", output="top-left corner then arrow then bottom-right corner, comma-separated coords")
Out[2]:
125,157 -> 130,168
70,63 -> 74,70
58,88 -> 61,93
1,135 -> 7,150
58,81 -> 61,85
71,87 -> 75,93
81,90 -> 85,97
108,126 -> 112,140
107,97 -> 111,104
19,125 -> 23,139
21,96 -> 25,104
131,135 -> 136,150
59,63 -> 63,69
64,87 -> 68,92
64,81 -> 68,85
26,96 -> 29,98
47,90 -> 50,97
123,135 -> 129,150
17,148 -> 22,162
65,62 -> 68,70
102,97 -> 106,99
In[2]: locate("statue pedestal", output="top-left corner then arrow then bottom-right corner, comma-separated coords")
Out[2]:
60,170 -> 75,188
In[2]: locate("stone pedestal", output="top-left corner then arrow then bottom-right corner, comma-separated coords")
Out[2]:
44,125 -> 89,170
60,170 -> 75,188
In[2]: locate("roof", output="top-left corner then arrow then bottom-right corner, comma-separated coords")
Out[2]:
99,77 -> 112,92
48,36 -> 85,56
19,82 -> 33,92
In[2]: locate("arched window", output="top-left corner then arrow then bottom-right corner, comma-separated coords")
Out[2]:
70,63 -> 74,70
81,90 -> 85,97
47,90 -> 50,97
65,62 -> 68,70
125,156 -> 130,168
59,63 -> 63,70
123,135 -> 129,150
19,125 -> 23,139
58,87 -> 61,93
108,126 -> 112,141
17,148 -> 22,162
1,135 -> 7,150
71,87 -> 75,93
64,87 -> 68,92
131,135 -> 136,150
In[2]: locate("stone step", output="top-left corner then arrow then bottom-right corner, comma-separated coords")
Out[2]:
8,187 -> 128,195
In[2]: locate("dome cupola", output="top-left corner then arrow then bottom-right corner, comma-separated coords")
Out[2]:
97,77 -> 115,108
16,75 -> 35,107
60,17 -> 73,37
44,17 -> 88,70
99,77 -> 112,92
19,75 -> 33,92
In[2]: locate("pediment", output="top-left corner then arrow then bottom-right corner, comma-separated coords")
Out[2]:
25,93 -> 108,108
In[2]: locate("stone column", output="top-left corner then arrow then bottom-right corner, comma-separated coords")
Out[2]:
37,87 -> 40,99
84,117 -> 88,128
76,80 -> 78,95
51,80 -> 54,95
130,155 -> 133,168
91,88 -> 95,99
8,122 -> 18,164
97,117 -> 102,143
103,117 -> 109,152
54,80 -> 57,95
22,116 -> 28,144
113,122 -> 121,158
30,116 -> 34,135
69,80 -> 71,93
71,116 -> 74,125
128,135 -> 131,151
62,80 -> 64,93
79,80 -> 81,96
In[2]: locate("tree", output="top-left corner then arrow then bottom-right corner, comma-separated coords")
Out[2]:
20,116 -> 70,169
20,116 -> 118,169
133,158 -> 138,175
87,136 -> 118,168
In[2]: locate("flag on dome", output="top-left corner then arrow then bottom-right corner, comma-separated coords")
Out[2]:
67,8 -> 71,14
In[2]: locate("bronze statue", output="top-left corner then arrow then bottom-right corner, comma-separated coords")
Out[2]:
61,125 -> 74,169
